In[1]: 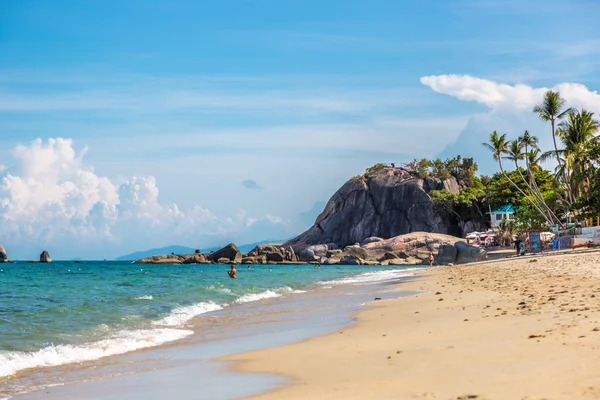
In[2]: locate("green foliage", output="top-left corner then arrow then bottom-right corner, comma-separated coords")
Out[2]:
403,158 -> 430,178
480,175 -> 491,187
556,109 -> 600,201
459,176 -> 485,204
575,168 -> 600,218
402,156 -> 478,181
430,189 -> 459,212
430,176 -> 486,222
513,203 -> 548,231
430,158 -> 451,180
485,168 -> 556,210
364,163 -> 389,176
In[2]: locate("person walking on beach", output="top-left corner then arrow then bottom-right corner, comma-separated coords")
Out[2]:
514,238 -> 522,256
428,252 -> 434,268
227,264 -> 237,279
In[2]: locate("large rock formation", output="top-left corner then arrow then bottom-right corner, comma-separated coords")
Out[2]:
245,244 -> 297,263
297,244 -> 330,262
40,251 -> 52,263
360,232 -> 486,265
287,168 -> 460,249
133,232 -> 485,266
293,232 -> 486,266
0,246 -> 7,262
132,167 -> 490,266
207,243 -> 241,263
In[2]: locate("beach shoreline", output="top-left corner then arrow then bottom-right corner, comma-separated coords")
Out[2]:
226,250 -> 600,400
7,267 -> 421,400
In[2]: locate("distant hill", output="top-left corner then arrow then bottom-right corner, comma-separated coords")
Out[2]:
237,239 -> 290,253
116,239 -> 291,261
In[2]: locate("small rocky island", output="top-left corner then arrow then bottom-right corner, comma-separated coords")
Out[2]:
136,167 -> 487,266
40,251 -> 52,263
0,245 -> 7,263
0,247 -> 53,263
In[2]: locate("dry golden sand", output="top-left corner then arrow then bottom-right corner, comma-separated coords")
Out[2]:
225,250 -> 600,400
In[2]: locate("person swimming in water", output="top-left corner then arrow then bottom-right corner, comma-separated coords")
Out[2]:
227,264 -> 237,279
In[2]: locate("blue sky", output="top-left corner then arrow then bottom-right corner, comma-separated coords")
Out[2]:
0,0 -> 599,259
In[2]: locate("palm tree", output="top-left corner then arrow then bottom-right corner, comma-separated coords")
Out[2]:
504,139 -> 559,225
504,140 -> 528,187
482,131 -> 553,225
533,90 -> 573,202
526,148 -> 542,172
519,131 -> 541,197
520,131 -> 538,157
556,109 -> 600,200
518,131 -> 562,225
481,131 -> 509,172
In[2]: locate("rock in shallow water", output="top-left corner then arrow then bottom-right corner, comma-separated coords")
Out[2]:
339,255 -> 363,265
40,251 -> 52,263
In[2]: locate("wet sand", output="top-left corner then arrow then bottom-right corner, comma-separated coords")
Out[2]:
228,250 -> 600,400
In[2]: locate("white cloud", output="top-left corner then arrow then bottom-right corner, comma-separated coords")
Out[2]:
422,75 -> 600,174
420,74 -> 600,112
0,138 -> 291,259
246,214 -> 284,228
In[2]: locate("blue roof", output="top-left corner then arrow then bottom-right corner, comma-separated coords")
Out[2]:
492,204 -> 517,213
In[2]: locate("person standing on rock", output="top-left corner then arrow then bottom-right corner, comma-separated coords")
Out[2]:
228,264 -> 237,279
428,252 -> 434,268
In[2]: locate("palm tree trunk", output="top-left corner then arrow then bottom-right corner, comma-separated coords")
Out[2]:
522,153 -> 563,227
498,160 -> 553,226
552,119 -> 576,206
514,161 -> 553,221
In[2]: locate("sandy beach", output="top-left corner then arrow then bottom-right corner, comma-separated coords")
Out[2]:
227,250 -> 600,400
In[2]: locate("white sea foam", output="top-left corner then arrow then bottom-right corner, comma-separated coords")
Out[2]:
234,286 -> 304,304
319,268 -> 419,286
0,328 -> 193,378
134,295 -> 153,300
153,302 -> 223,327
234,290 -> 282,304
206,285 -> 233,295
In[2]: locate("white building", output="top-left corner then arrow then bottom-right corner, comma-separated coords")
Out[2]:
489,204 -> 516,226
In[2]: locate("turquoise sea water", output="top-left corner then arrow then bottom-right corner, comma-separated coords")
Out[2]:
0,261 -> 416,378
